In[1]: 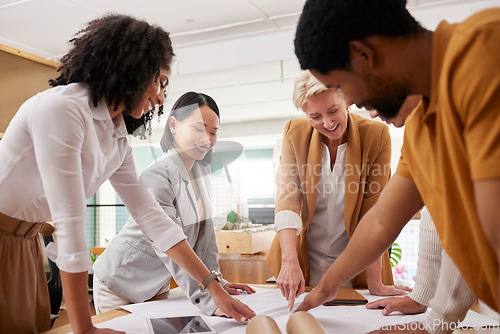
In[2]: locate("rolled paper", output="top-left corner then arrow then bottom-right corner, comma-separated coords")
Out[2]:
246,315 -> 282,334
286,311 -> 325,334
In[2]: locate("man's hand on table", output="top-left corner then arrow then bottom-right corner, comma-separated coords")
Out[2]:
366,295 -> 427,316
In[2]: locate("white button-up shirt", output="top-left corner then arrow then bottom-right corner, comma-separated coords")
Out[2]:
0,83 -> 186,273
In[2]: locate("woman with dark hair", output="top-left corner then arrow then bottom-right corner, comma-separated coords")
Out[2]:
93,91 -> 256,315
0,15 -> 254,334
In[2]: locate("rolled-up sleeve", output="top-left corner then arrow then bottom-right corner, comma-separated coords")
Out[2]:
274,210 -> 302,234
30,95 -> 91,273
274,120 -> 303,235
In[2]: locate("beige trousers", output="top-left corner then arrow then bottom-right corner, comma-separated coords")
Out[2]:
0,229 -> 51,333
93,274 -> 170,314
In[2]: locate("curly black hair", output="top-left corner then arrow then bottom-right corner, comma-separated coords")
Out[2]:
49,14 -> 174,136
295,0 -> 424,74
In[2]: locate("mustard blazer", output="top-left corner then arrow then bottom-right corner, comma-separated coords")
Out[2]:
266,113 -> 394,287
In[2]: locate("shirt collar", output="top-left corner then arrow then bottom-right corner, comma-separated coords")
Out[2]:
424,20 -> 457,119
92,97 -> 128,139
165,149 -> 191,182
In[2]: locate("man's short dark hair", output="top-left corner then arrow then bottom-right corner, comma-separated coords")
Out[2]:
295,0 -> 423,74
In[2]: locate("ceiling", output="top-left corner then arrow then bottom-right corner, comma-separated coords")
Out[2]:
1,0 -> 500,147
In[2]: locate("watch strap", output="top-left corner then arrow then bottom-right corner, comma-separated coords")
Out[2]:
199,270 -> 221,290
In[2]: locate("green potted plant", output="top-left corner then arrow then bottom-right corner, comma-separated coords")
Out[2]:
222,210 -> 239,230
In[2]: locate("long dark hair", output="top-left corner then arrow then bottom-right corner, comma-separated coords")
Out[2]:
160,92 -> 220,165
49,14 -> 174,136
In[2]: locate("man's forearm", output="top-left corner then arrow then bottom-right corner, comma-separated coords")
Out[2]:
316,174 -> 424,293
474,179 -> 500,262
366,256 -> 383,289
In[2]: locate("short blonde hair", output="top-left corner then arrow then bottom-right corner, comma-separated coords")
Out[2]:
292,70 -> 346,111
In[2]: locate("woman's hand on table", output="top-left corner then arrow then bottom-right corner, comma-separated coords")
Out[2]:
276,260 -> 306,311
208,281 -> 256,323
224,283 -> 256,295
368,282 -> 413,296
366,295 -> 427,316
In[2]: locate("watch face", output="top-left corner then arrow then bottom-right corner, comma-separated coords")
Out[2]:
147,316 -> 216,334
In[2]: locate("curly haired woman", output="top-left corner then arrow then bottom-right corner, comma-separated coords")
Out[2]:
0,14 -> 254,334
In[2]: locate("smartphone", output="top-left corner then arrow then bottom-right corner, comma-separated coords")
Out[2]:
147,315 -> 216,334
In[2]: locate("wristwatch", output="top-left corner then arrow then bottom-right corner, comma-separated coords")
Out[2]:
199,270 -> 221,290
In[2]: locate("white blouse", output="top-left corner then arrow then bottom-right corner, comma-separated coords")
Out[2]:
274,142 -> 349,286
0,83 -> 186,273
307,142 -> 349,286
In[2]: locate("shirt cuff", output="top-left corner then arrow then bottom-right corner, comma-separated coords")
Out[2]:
409,287 -> 434,307
274,210 -> 302,235
151,223 -> 187,253
219,278 -> 228,287
46,242 -> 92,273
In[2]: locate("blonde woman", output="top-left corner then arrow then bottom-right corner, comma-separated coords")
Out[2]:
266,71 -> 410,310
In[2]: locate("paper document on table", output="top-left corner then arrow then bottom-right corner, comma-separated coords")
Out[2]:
87,287 -> 499,334
120,287 -> 429,333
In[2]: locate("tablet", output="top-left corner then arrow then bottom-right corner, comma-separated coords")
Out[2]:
146,315 -> 216,334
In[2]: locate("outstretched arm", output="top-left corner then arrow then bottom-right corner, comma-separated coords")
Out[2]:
165,240 -> 255,322
473,178 -> 500,304
296,173 -> 424,312
366,256 -> 412,296
277,228 -> 306,311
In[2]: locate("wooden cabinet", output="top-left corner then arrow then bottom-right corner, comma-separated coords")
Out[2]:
216,229 -> 276,284
218,252 -> 273,284
216,229 -> 275,255
0,45 -> 58,134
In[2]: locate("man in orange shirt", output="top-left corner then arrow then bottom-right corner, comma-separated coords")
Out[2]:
292,0 -> 500,326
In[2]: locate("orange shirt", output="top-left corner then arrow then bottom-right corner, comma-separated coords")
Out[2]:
397,9 -> 500,311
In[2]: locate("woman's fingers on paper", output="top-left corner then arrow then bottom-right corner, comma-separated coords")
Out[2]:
298,280 -> 306,296
391,285 -> 412,295
394,285 -> 413,293
216,293 -> 255,322
288,288 -> 296,311
371,284 -> 411,296
225,283 -> 255,295
233,298 -> 256,321
236,283 -> 256,294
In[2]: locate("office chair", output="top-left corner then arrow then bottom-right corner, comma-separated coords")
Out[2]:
42,235 -> 63,328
